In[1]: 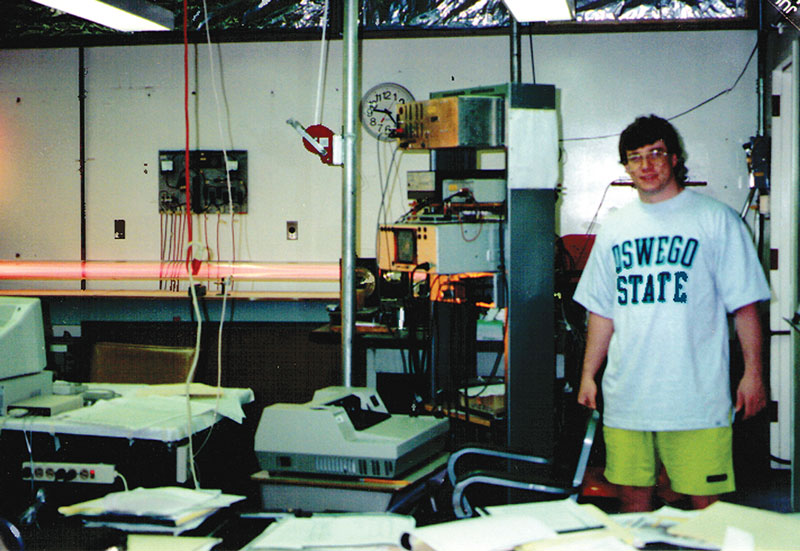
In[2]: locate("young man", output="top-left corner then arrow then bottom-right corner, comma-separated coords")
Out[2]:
573,115 -> 770,512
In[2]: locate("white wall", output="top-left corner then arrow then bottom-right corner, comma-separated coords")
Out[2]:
0,50 -> 80,262
0,30 -> 758,291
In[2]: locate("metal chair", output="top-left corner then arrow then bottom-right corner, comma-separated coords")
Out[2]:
447,408 -> 600,518
0,517 -> 23,551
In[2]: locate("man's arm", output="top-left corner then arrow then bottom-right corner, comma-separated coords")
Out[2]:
733,302 -> 767,419
577,312 -> 614,410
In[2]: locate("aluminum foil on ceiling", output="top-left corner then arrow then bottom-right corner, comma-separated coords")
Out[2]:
575,0 -> 746,22
195,0 -> 507,30
219,0 -> 746,29
361,0 -> 509,28
359,0 -> 746,28
0,0 -> 749,43
193,0 -> 327,29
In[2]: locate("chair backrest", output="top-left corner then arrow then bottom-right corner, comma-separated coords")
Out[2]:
89,342 -> 195,384
516,406 -> 600,495
570,408 -> 600,494
448,407 -> 601,517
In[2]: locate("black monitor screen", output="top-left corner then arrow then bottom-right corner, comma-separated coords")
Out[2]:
395,229 -> 416,264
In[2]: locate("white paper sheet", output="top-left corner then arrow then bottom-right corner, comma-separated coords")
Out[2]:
485,499 -> 604,533
101,487 -> 224,516
722,526 -> 755,551
668,501 -> 800,550
407,514 -> 556,551
248,513 -> 415,550
59,396 -> 215,430
59,486 -> 244,523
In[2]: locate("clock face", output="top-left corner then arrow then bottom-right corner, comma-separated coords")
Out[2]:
360,83 -> 415,141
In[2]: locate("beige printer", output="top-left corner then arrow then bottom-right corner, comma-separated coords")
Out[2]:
254,386 -> 449,479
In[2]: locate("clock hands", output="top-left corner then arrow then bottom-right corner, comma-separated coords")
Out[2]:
371,107 -> 398,125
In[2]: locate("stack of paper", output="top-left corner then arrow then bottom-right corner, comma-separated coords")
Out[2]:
243,513 -> 415,550
485,499 -> 606,533
612,506 -> 717,549
58,396 -> 216,430
126,534 -> 222,551
404,514 -> 558,551
667,501 -> 800,550
487,499 -> 641,550
59,486 -> 245,535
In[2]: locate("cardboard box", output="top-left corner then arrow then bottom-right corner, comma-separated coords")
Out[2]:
90,342 -> 195,384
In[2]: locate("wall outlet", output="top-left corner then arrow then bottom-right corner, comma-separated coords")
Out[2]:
286,221 -> 298,240
114,219 -> 125,239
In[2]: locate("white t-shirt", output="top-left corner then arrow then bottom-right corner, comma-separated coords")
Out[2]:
573,189 -> 770,431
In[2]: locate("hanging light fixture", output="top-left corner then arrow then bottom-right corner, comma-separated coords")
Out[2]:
502,0 -> 575,22
30,0 -> 174,32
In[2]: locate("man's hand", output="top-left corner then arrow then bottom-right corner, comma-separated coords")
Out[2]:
735,369 -> 767,420
577,313 -> 613,411
577,376 -> 598,410
733,303 -> 767,420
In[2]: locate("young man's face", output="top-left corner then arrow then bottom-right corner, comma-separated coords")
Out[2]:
623,139 -> 681,203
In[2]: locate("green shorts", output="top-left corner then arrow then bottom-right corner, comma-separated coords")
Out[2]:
603,425 -> 735,496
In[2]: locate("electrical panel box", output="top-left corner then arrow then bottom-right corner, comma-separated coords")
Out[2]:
377,222 -> 502,274
158,150 -> 247,214
397,96 -> 504,150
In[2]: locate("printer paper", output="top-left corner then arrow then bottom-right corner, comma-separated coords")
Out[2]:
484,499 -> 605,533
60,486 -> 245,535
59,396 -> 215,430
668,501 -> 800,550
248,513 -> 415,549
406,514 -> 556,551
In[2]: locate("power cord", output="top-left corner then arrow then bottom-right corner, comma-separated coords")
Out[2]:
115,471 -> 129,492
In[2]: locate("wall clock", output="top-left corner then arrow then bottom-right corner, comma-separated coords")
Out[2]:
360,82 -> 415,141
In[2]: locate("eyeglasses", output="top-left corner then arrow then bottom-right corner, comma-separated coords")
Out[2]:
626,148 -> 669,166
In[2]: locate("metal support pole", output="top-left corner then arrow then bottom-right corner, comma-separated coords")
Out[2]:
791,36 -> 800,515
79,47 -> 87,291
510,19 -> 521,83
341,0 -> 359,386
506,188 -> 555,456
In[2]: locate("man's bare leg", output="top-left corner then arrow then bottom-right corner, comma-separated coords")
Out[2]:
619,485 -> 655,512
689,494 -> 719,510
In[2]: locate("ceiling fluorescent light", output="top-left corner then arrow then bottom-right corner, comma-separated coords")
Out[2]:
30,0 -> 174,32
502,0 -> 575,22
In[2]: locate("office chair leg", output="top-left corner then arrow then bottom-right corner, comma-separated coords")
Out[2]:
452,484 -> 473,518
19,489 -> 46,527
